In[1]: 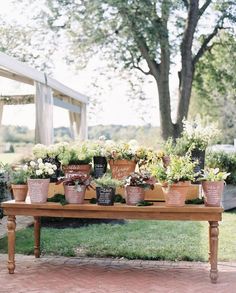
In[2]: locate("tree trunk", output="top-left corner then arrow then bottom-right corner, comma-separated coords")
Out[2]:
176,0 -> 199,134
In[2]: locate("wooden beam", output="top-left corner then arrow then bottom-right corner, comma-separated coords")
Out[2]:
0,68 -> 34,85
53,97 -> 81,113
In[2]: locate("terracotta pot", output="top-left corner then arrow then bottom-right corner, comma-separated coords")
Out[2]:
27,178 -> 50,203
162,181 -> 191,207
202,181 -> 224,207
64,184 -> 86,204
125,186 -> 145,205
63,164 -> 91,178
96,187 -> 115,206
109,160 -> 136,180
11,184 -> 28,202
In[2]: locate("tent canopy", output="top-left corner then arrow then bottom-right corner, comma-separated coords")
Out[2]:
0,52 -> 88,145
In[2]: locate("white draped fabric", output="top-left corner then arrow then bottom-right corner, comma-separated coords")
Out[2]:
0,101 -> 4,128
35,81 -> 54,145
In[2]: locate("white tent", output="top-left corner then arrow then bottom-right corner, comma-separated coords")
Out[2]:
0,52 -> 89,145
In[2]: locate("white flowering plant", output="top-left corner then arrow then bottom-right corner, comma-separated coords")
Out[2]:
24,158 -> 57,179
33,143 -> 67,159
181,118 -> 220,151
57,142 -> 93,166
105,140 -> 139,161
90,138 -> 109,157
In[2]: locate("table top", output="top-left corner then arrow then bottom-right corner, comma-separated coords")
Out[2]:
1,199 -> 223,221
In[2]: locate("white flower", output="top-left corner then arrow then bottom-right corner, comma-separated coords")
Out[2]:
37,158 -> 43,164
38,163 -> 44,169
23,165 -> 28,171
36,169 -> 43,176
48,169 -> 54,175
30,161 -> 36,167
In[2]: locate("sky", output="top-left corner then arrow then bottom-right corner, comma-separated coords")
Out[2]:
0,0 -> 177,129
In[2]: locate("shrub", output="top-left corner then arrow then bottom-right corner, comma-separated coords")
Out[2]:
205,151 -> 236,185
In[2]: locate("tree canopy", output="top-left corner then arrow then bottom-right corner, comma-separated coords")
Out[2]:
2,0 -> 236,140
191,32 -> 236,143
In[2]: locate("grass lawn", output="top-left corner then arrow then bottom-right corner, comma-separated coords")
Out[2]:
0,209 -> 235,261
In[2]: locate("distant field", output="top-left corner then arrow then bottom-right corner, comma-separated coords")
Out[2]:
0,153 -> 23,165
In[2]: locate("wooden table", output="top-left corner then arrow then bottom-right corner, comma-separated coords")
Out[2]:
0,199 -> 223,283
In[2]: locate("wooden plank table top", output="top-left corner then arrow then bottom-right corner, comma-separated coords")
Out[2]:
0,199 -> 223,283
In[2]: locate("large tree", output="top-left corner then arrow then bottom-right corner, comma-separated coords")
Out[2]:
8,0 -> 236,139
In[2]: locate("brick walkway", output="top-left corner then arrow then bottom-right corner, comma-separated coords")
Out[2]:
0,254 -> 235,293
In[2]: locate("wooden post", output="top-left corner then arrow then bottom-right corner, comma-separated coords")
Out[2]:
7,215 -> 16,274
209,221 -> 219,283
34,216 -> 41,258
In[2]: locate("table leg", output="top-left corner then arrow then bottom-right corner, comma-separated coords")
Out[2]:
34,216 -> 41,258
7,215 -> 16,274
209,221 -> 219,283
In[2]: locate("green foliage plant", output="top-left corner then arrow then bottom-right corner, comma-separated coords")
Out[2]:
57,142 -> 93,166
93,175 -> 122,188
105,140 -> 138,161
200,168 -> 230,182
206,151 -> 236,185
10,168 -> 28,185
151,155 -> 197,185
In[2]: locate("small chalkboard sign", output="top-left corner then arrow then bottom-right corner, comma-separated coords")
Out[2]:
93,156 -> 107,178
96,187 -> 115,206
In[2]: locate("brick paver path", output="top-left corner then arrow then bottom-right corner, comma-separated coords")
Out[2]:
0,254 -> 235,293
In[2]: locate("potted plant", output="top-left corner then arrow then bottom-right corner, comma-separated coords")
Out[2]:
24,158 -> 58,203
10,167 -> 28,202
93,175 -> 122,206
200,168 -> 230,207
206,150 -> 236,210
124,172 -> 155,205
32,143 -> 62,182
181,118 -> 219,174
106,140 -> 138,180
151,155 -> 197,206
90,138 -> 108,178
58,142 -> 93,177
57,174 -> 92,204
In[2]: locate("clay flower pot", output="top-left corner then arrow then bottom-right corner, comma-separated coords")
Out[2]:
64,184 -> 86,204
162,181 -> 191,207
27,178 -> 50,203
202,181 -> 224,207
11,184 -> 28,202
109,160 -> 136,180
63,164 -> 92,178
125,186 -> 145,205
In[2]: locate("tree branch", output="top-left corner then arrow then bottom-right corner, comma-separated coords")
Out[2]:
193,25 -> 224,66
129,52 -> 151,75
182,0 -> 189,10
199,0 -> 212,17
